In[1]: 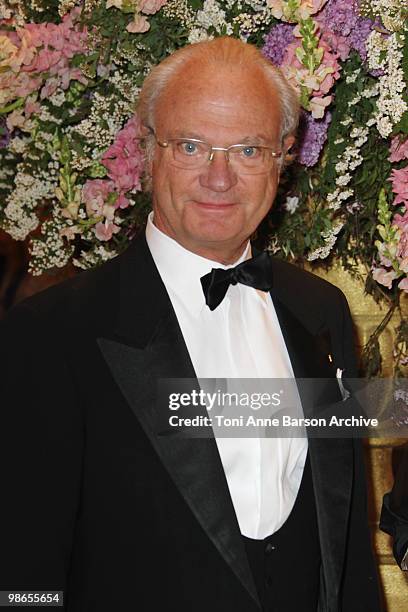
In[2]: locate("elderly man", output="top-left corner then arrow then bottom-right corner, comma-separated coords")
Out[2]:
0,37 -> 380,611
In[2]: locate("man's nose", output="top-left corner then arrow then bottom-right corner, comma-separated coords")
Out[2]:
199,150 -> 238,192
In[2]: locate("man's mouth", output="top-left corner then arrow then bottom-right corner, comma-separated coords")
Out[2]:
193,201 -> 237,210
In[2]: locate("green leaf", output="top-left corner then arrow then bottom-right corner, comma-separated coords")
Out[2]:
88,163 -> 107,179
393,111 -> 408,135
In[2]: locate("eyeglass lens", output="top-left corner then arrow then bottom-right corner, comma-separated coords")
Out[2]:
170,139 -> 276,174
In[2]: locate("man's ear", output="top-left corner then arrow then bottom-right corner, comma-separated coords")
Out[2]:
282,134 -> 295,156
140,124 -> 154,191
279,134 -> 296,171
140,123 -> 151,139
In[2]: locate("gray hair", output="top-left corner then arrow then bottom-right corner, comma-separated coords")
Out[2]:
137,36 -> 300,182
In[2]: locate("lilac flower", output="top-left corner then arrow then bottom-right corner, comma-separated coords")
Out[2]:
349,17 -> 375,62
296,111 -> 332,167
318,0 -> 360,37
0,117 -> 10,149
317,0 -> 374,63
262,23 -> 295,67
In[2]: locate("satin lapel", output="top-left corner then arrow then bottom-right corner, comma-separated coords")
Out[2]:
270,287 -> 353,608
97,235 -> 260,608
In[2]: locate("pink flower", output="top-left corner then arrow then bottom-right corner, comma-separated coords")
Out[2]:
267,0 -> 328,21
281,38 -> 340,116
102,115 -> 145,193
13,73 -> 42,98
103,115 -> 144,158
61,5 -> 83,29
1,30 -> 37,70
126,15 -> 150,33
0,11 -> 88,113
397,230 -> 408,260
310,95 -> 332,118
307,0 -> 327,12
95,220 -> 121,241
40,24 -> 60,50
19,16 -> 88,89
40,77 -> 59,99
102,156 -> 143,192
1,70 -> 41,106
82,179 -> 115,218
398,277 -> 408,292
139,0 -> 168,15
6,109 -> 26,130
116,193 -> 130,209
0,35 -> 20,71
379,253 -> 392,268
24,98 -> 41,116
393,210 -> 408,231
400,258 -> 408,274
372,267 -> 397,289
390,167 -> 408,206
314,40 -> 341,96
320,31 -> 350,61
389,137 -> 408,163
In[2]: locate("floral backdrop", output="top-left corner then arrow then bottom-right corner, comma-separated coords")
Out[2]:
0,0 -> 407,373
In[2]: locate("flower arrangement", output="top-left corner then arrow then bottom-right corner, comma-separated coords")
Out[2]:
0,0 -> 407,373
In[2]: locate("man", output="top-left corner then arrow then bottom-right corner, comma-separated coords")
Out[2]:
380,444 -> 408,571
0,37 -> 380,611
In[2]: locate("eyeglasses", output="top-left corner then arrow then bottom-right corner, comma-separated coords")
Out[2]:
148,129 -> 282,175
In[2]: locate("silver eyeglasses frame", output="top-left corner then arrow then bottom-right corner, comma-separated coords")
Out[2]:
147,127 -> 282,166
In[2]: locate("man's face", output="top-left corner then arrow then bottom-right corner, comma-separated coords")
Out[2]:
151,63 -> 288,261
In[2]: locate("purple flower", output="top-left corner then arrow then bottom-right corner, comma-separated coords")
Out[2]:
0,117 -> 10,149
318,0 -> 359,37
262,23 -> 295,67
349,17 -> 374,62
296,111 -> 332,167
317,0 -> 375,63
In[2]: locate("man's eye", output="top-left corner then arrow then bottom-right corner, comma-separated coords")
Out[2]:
241,146 -> 258,158
180,141 -> 198,155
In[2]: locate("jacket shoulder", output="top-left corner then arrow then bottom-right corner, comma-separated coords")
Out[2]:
3,252 -> 121,335
270,256 -> 345,305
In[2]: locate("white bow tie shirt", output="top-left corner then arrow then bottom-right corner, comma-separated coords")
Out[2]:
146,212 -> 308,539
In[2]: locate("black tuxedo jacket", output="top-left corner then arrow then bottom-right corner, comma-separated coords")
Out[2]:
380,443 -> 408,568
0,234 -> 380,611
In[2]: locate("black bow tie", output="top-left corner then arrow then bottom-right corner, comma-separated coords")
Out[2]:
200,251 -> 273,311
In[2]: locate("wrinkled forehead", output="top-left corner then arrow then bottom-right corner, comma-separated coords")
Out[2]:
154,62 -> 282,143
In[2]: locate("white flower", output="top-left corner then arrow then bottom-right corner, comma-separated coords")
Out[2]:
284,196 -> 299,214
327,189 -> 340,203
106,0 -> 123,8
188,27 -> 213,44
48,90 -> 66,107
307,223 -> 344,261
335,161 -> 348,174
194,0 -> 233,34
346,73 -> 358,84
8,137 -> 30,154
73,245 -> 117,270
336,173 -> 352,187
367,32 -> 407,138
3,168 -> 57,241
349,95 -> 361,106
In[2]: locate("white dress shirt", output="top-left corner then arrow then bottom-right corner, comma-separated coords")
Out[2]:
146,212 -> 308,539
